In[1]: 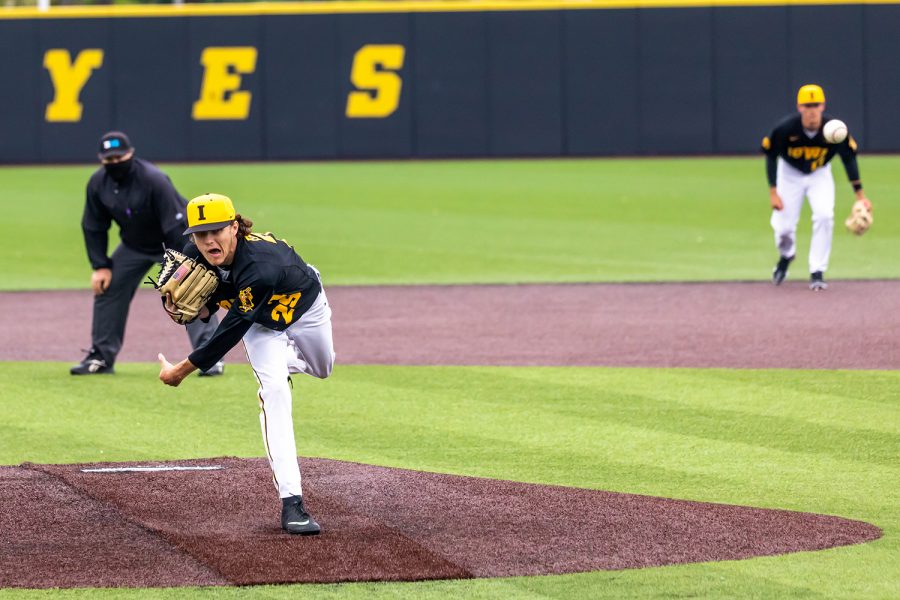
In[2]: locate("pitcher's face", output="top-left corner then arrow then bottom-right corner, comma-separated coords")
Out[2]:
192,221 -> 240,266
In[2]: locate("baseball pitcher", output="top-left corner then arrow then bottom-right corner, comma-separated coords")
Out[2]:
155,193 -> 334,535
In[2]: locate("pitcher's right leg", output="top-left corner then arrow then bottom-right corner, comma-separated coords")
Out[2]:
243,324 -> 303,499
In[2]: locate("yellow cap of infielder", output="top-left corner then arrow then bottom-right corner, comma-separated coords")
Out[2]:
184,193 -> 236,235
797,84 -> 825,105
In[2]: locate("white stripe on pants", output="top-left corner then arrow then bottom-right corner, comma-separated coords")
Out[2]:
242,288 -> 335,498
770,158 -> 835,274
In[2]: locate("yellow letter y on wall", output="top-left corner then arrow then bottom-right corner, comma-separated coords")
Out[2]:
192,47 -> 258,120
44,49 -> 104,122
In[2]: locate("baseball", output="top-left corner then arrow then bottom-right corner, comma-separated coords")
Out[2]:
823,119 -> 848,144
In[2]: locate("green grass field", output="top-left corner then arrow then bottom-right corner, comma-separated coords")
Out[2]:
3,157 -> 900,290
1,157 -> 898,598
0,364 -> 897,599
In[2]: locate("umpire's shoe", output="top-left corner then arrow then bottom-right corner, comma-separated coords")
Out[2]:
281,495 -> 321,535
198,361 -> 225,377
772,255 -> 794,285
70,349 -> 114,375
809,271 -> 828,291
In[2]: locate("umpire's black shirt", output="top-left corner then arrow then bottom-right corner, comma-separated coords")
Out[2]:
81,157 -> 188,269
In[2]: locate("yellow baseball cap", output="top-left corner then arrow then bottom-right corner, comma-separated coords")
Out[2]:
797,84 -> 825,105
184,193 -> 236,235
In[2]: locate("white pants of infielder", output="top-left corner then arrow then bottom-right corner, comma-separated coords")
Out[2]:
770,158 -> 835,274
242,288 -> 335,499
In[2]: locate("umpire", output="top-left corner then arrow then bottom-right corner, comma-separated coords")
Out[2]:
71,131 -> 223,376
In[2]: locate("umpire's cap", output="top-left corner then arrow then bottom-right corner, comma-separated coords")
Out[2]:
98,131 -> 133,160
184,193 -> 236,235
797,84 -> 825,105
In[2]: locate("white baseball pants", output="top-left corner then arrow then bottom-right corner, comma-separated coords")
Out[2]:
770,159 -> 835,274
242,288 -> 335,499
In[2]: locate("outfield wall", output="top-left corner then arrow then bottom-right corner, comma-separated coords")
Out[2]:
2,1 -> 900,162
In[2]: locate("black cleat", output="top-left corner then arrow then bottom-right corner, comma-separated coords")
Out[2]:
809,271 -> 828,291
281,495 -> 321,535
198,361 -> 225,377
70,349 -> 114,375
772,255 -> 794,285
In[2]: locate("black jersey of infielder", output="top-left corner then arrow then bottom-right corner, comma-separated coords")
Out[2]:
184,232 -> 321,371
761,113 -> 860,187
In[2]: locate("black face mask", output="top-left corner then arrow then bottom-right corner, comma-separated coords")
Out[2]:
104,157 -> 134,182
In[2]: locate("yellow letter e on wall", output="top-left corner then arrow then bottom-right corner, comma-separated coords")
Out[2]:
44,49 -> 104,122
192,47 -> 258,120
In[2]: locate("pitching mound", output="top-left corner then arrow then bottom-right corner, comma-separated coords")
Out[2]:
1,457 -> 880,589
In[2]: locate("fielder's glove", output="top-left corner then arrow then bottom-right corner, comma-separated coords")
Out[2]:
845,199 -> 873,236
148,249 -> 219,325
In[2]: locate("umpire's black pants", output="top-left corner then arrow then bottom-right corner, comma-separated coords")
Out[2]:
91,243 -> 219,366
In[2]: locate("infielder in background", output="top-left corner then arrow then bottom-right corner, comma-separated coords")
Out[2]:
71,131 -> 223,375
157,193 -> 334,535
762,84 -> 870,291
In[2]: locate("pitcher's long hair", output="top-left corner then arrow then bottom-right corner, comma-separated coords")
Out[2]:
236,214 -> 254,237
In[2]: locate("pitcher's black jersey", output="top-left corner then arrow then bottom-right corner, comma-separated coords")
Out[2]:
761,113 -> 860,187
185,232 -> 321,371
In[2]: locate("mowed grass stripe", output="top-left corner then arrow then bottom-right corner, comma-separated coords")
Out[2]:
4,156 -> 900,289
374,368 -> 898,468
544,389 -> 898,466
1,364 -> 895,509
504,367 -> 900,433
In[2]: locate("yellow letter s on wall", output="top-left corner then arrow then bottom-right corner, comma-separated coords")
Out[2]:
346,44 -> 406,119
192,47 -> 258,120
44,49 -> 104,122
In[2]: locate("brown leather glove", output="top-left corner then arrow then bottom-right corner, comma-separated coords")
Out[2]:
844,199 -> 873,236
150,249 -> 219,325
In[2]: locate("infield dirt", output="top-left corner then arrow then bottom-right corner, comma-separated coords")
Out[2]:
4,280 -> 900,368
